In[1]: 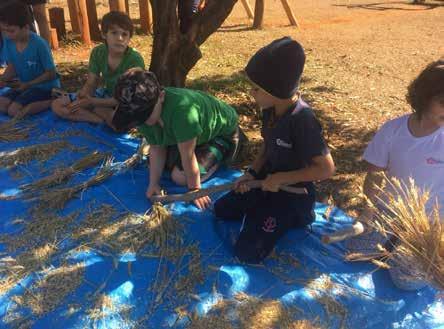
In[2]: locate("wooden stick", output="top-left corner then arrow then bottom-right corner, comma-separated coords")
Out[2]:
48,7 -> 66,40
50,28 -> 59,50
321,221 -> 365,244
150,180 -> 308,204
240,0 -> 254,19
280,0 -> 299,27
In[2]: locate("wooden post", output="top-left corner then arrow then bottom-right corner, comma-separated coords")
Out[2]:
86,0 -> 101,41
50,28 -> 59,50
77,0 -> 91,45
125,0 -> 130,16
280,0 -> 299,27
240,0 -> 254,20
252,0 -> 264,29
67,0 -> 81,34
109,0 -> 126,12
139,0 -> 152,34
48,7 -> 66,40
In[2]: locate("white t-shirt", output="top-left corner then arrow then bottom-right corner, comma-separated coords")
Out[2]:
363,114 -> 444,219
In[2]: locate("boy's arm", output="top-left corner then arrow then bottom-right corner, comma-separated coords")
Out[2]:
18,69 -> 56,90
78,73 -> 99,97
177,138 -> 211,209
250,143 -> 267,173
261,153 -> 335,192
92,97 -> 118,108
146,145 -> 167,197
177,138 -> 201,190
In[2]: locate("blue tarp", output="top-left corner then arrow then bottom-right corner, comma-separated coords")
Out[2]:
0,105 -> 443,328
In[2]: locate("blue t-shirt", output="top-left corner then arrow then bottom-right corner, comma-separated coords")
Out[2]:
3,32 -> 60,90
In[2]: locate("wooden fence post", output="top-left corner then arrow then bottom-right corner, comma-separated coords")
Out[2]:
67,0 -> 81,34
240,0 -> 254,19
280,0 -> 299,27
125,0 -> 130,16
139,0 -> 152,34
252,0 -> 264,29
86,0 -> 101,41
50,28 -> 59,50
48,7 -> 66,40
109,0 -> 126,12
77,0 -> 91,45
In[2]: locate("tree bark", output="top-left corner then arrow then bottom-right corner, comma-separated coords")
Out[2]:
253,0 -> 264,29
149,0 -> 238,87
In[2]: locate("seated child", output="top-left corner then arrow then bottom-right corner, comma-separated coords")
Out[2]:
214,37 -> 335,264
347,60 -> 444,290
52,11 -> 144,124
111,68 -> 242,210
0,1 -> 60,117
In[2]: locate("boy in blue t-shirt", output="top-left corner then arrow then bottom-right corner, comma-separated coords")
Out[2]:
0,1 -> 60,117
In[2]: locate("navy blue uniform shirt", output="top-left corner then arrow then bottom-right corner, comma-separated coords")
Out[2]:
260,98 -> 329,188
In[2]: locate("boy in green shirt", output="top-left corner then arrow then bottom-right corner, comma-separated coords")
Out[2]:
111,68 -> 241,209
52,11 -> 144,124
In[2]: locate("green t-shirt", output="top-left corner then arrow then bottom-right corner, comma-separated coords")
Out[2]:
138,87 -> 238,146
88,44 -> 145,94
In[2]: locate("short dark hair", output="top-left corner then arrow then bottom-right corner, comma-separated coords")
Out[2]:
407,60 -> 444,119
101,11 -> 134,37
0,1 -> 33,28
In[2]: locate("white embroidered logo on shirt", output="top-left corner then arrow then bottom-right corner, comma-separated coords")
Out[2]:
426,157 -> 444,165
276,138 -> 292,148
26,61 -> 37,67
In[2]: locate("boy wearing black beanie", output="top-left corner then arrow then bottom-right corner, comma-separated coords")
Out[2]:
214,37 -> 335,263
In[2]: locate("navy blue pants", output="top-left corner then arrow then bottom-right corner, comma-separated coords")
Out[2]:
214,188 -> 315,263
178,0 -> 201,33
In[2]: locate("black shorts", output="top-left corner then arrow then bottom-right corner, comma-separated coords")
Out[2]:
165,126 -> 245,175
22,0 -> 47,5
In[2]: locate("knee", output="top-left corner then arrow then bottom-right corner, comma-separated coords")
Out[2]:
52,98 -> 70,118
7,103 -> 22,117
171,167 -> 187,186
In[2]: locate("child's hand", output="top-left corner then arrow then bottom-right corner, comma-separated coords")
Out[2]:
234,172 -> 254,194
17,82 -> 29,91
262,173 -> 284,192
146,183 -> 163,199
193,195 -> 212,210
67,95 -> 94,112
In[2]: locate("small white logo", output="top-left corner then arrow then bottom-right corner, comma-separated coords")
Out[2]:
26,61 -> 37,67
276,138 -> 292,148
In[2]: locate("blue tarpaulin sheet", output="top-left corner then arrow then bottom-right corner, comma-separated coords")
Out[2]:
0,104 -> 442,328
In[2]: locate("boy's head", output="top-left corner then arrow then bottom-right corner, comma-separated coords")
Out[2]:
0,1 -> 33,40
101,11 -> 134,52
407,60 -> 444,123
112,68 -> 163,132
245,37 -> 305,106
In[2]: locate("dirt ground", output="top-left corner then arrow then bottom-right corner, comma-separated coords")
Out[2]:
48,0 -> 444,216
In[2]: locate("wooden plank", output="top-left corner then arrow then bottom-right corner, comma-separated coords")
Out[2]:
77,0 -> 91,45
67,0 -> 81,33
86,0 -> 101,41
109,0 -> 126,12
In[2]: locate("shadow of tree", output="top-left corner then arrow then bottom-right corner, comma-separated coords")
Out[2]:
334,0 -> 444,11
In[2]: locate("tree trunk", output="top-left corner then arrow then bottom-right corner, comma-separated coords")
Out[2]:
149,0 -> 238,87
253,0 -> 264,29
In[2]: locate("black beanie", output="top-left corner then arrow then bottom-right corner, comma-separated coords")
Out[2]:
245,37 -> 305,99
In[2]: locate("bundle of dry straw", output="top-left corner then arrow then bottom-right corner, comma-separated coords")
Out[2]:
21,151 -> 108,192
364,177 -> 444,290
0,110 -> 31,142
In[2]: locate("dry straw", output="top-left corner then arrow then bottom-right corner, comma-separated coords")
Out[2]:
356,176 -> 444,290
33,152 -> 141,210
0,140 -> 72,168
21,151 -> 108,192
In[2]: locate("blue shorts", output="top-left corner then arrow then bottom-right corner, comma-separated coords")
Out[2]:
2,88 -> 52,106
